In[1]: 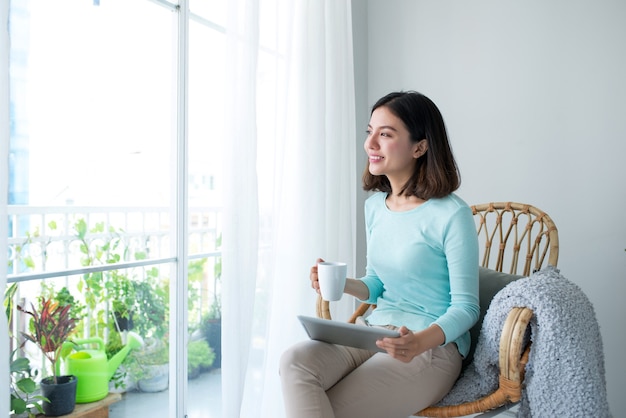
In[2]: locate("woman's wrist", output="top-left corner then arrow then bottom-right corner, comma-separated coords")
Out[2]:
344,278 -> 369,300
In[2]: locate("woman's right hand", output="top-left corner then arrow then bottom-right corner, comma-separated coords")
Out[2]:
310,258 -> 324,294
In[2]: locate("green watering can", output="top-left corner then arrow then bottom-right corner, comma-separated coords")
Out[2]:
60,332 -> 143,403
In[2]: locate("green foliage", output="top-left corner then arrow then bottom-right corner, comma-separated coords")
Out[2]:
39,285 -> 87,323
4,282 -> 18,339
132,277 -> 168,340
75,219 -> 128,311
71,218 -> 170,341
188,339 -> 215,375
123,337 -> 169,381
10,348 -> 47,417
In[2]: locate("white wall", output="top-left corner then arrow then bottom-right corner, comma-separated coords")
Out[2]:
354,0 -> 626,415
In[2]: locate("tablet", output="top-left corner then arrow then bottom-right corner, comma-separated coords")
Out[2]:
297,315 -> 400,352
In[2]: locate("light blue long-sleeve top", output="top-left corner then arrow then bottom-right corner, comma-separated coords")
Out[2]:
359,192 -> 480,358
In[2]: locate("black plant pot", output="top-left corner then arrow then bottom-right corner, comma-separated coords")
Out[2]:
114,311 -> 134,331
206,318 -> 222,368
40,375 -> 77,416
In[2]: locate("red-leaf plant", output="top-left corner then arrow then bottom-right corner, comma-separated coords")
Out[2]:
18,297 -> 79,384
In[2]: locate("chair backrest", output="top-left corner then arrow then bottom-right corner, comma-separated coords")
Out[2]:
463,202 -> 559,367
471,202 -> 559,276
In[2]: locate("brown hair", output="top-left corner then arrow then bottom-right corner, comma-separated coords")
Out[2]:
362,91 -> 460,199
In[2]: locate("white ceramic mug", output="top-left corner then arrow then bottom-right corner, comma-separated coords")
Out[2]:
317,261 -> 347,301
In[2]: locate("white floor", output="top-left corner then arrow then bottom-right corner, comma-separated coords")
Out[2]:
109,368 -> 221,418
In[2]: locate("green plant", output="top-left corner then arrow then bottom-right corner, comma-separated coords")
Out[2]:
40,285 -> 87,323
124,337 -> 169,381
18,297 -> 79,384
188,339 -> 215,377
4,282 -> 18,338
132,274 -> 168,340
8,221 -> 56,274
74,219 -> 128,314
10,348 -> 47,417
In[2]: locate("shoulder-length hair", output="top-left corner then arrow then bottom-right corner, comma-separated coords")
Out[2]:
362,91 -> 460,199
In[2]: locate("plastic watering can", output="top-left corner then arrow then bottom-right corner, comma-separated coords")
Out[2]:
60,332 -> 143,403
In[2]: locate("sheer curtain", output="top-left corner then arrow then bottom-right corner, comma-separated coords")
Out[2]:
1,0 -> 10,406
221,0 -> 357,417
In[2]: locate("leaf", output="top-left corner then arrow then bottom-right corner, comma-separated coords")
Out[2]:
10,356 -> 31,373
24,256 -> 36,269
93,221 -> 104,233
75,218 -> 87,238
11,396 -> 27,414
16,377 -> 37,394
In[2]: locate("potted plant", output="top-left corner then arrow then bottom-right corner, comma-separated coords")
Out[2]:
130,337 -> 170,392
187,339 -> 215,379
18,297 -> 79,416
200,302 -> 221,370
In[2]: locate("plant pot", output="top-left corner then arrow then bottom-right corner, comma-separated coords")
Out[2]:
137,364 -> 169,392
114,311 -> 134,331
205,318 -> 222,368
40,375 -> 77,416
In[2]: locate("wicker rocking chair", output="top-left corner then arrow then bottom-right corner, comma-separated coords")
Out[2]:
316,202 -> 559,417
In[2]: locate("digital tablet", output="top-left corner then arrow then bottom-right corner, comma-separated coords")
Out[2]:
297,315 -> 400,352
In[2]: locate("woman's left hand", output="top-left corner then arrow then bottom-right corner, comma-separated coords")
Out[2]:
376,326 -> 420,363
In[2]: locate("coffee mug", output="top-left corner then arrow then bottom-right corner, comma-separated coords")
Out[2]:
317,261 -> 347,301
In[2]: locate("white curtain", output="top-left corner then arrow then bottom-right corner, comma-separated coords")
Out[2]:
221,0 -> 260,416
1,0 -> 10,409
221,0 -> 357,417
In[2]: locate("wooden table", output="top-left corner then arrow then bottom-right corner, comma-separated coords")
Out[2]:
36,393 -> 122,418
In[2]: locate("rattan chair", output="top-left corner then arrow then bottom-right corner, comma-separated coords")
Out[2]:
316,202 -> 559,417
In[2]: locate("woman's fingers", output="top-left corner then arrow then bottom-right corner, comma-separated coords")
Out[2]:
376,326 -> 415,363
310,258 -> 325,292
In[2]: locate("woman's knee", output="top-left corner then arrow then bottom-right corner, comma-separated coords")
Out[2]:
279,340 -> 317,377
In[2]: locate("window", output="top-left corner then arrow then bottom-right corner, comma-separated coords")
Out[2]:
8,1 -> 226,416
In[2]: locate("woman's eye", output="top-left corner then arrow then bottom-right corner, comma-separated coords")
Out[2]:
365,130 -> 372,136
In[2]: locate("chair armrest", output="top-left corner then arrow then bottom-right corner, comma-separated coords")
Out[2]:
416,306 -> 533,417
499,306 -> 533,387
315,296 -> 374,323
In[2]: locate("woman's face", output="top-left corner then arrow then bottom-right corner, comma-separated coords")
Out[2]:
365,106 -> 422,182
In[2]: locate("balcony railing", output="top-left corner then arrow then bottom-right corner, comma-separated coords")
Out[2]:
6,205 -> 222,393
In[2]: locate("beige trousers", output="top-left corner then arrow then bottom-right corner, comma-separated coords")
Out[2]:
279,337 -> 461,418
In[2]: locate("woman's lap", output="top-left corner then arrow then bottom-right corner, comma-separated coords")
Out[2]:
280,339 -> 461,418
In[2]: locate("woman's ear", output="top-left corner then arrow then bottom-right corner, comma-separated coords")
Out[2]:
414,139 -> 428,159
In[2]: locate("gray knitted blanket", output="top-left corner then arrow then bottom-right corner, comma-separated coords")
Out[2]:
438,267 -> 610,417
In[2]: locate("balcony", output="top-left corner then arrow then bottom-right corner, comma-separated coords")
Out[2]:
7,205 -> 222,417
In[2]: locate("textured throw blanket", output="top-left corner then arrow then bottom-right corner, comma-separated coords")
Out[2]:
438,267 -> 611,417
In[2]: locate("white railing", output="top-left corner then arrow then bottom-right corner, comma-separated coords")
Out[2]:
8,205 -> 221,279
6,205 -> 222,365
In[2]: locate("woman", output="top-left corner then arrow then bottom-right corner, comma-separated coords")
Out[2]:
280,91 -> 480,418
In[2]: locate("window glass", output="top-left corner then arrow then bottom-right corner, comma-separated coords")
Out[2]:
7,2 -> 181,417
190,0 -> 227,28
10,0 -> 174,209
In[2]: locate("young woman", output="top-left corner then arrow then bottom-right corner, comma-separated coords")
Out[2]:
280,91 -> 480,418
